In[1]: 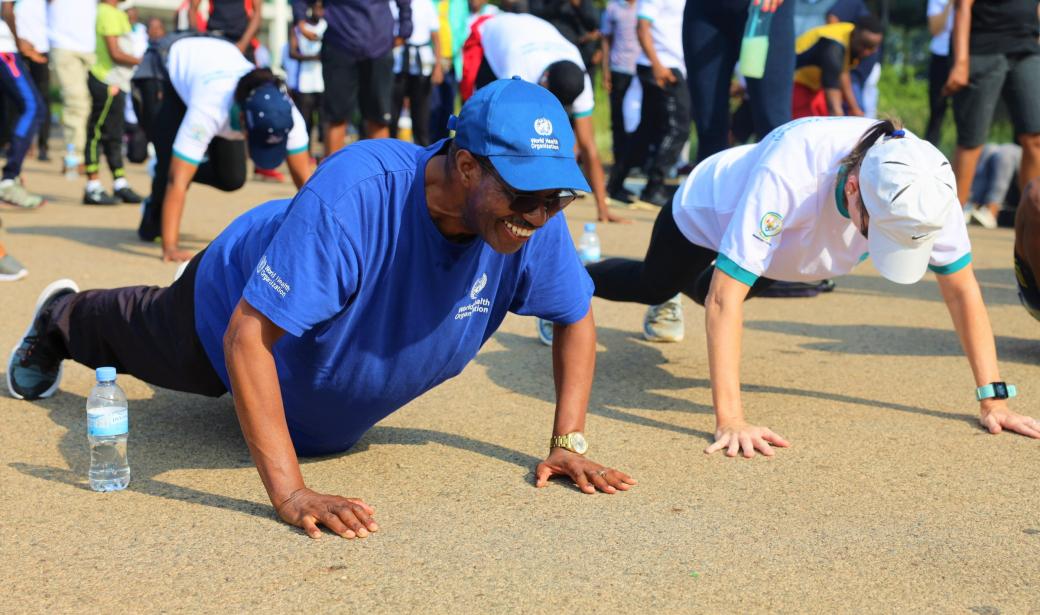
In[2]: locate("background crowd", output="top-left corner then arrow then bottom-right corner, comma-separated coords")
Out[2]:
0,0 -> 1037,299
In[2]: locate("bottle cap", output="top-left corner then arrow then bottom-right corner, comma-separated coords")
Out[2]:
584,223 -> 596,232
95,367 -> 117,382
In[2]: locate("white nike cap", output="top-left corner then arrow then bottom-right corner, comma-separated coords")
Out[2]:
859,134 -> 958,285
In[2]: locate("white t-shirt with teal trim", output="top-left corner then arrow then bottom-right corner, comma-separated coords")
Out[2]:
636,0 -> 685,73
167,37 -> 308,164
476,14 -> 595,118
672,116 -> 973,285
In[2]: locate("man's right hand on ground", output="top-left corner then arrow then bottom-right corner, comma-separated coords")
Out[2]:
276,487 -> 379,539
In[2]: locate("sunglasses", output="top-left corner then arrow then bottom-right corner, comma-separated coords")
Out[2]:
476,158 -> 579,216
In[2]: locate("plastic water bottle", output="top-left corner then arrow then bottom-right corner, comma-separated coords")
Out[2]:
739,1 -> 774,79
578,223 -> 601,264
87,367 -> 130,492
63,143 -> 79,180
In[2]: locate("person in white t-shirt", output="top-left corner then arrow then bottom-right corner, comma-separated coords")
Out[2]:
462,13 -> 626,223
390,0 -> 443,146
287,0 -> 325,155
606,0 -> 688,208
925,0 -> 954,147
13,0 -> 49,161
138,36 -> 313,262
585,117 -> 1040,456
48,0 -> 97,166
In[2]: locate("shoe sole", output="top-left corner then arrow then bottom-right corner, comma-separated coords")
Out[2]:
642,324 -> 684,343
0,269 -> 29,282
6,278 -> 79,400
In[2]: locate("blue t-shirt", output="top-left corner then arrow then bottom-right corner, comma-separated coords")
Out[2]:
193,139 -> 593,456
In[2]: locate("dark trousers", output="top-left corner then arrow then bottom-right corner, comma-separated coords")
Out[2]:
0,52 -> 44,180
27,54 -> 49,155
429,65 -> 457,142
683,0 -> 794,163
43,251 -> 227,397
145,80 -> 246,229
84,74 -> 126,177
291,90 -> 323,152
926,53 -> 951,147
610,65 -> 691,193
608,70 -> 634,167
390,72 -> 433,146
587,202 -> 774,305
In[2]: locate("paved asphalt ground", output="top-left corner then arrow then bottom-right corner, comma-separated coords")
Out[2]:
1,153 -> 1038,614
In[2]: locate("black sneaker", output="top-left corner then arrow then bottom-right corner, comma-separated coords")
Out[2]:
138,196 -> 160,242
7,279 -> 78,400
639,185 -> 673,208
608,187 -> 635,204
83,186 -> 118,205
38,150 -> 49,162
114,186 -> 144,204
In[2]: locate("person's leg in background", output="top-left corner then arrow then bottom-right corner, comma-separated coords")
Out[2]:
746,0 -> 793,139
139,81 -> 187,242
193,137 -> 247,193
83,73 -> 118,204
926,52 -> 951,146
951,53 -> 1004,206
607,70 -> 633,201
388,70 -> 407,139
0,237 -> 29,282
429,64 -> 456,142
1014,179 -> 1040,322
27,52 -> 50,161
610,66 -> 656,199
640,69 -> 690,207
99,87 -> 141,203
0,52 -> 45,209
361,51 -> 395,140
684,1 -> 740,163
320,44 -> 359,155
1003,53 -> 1040,199
408,73 -> 433,146
291,90 -> 317,156
51,48 -> 95,168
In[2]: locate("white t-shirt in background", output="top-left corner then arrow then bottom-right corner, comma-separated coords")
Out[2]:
636,0 -> 685,73
927,0 -> 954,57
15,0 -> 48,54
0,1 -> 15,54
476,14 -> 594,117
295,19 -> 326,93
392,0 -> 438,75
48,0 -> 97,53
672,117 -> 972,284
166,38 -> 308,164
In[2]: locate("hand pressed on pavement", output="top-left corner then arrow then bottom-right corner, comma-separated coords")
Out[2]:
705,421 -> 790,458
979,404 -> 1040,439
599,212 -> 631,224
276,487 -> 379,539
535,448 -> 637,494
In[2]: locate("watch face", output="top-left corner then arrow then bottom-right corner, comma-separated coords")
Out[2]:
993,382 -> 1009,399
570,433 -> 588,454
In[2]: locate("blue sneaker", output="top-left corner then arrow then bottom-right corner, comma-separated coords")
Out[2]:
536,318 -> 553,346
7,279 -> 78,400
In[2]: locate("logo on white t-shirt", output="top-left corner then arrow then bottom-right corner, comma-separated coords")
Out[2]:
456,273 -> 491,320
534,118 -> 553,136
753,212 -> 783,245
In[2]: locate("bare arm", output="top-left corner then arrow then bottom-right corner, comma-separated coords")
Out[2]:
235,0 -> 263,53
824,86 -> 846,116
838,71 -> 863,116
571,115 -> 627,223
105,35 -> 141,67
637,17 -> 675,87
286,149 -> 313,188
936,265 -> 1040,438
160,156 -> 199,262
929,0 -> 954,36
535,308 -> 636,493
224,299 -> 381,538
430,30 -> 444,85
189,0 -> 202,31
703,269 -> 790,457
600,34 -> 613,92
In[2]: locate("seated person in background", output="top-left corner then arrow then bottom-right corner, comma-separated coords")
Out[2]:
135,36 -> 313,262
462,12 -> 626,223
792,15 -> 882,118
965,143 -> 1021,229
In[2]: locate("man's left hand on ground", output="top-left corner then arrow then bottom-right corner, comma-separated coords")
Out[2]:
535,448 -> 636,494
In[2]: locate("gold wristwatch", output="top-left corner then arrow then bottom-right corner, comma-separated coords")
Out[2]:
550,432 -> 588,455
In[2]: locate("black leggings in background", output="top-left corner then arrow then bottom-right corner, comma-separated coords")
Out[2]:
27,54 -> 50,155
926,53 -> 951,147
608,71 -> 633,168
291,90 -> 323,152
390,72 -> 433,146
144,80 -> 246,229
587,202 -> 774,305
85,73 -> 126,177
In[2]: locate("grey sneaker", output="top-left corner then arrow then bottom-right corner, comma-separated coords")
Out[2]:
0,181 -> 44,209
643,294 -> 684,342
7,279 -> 79,400
0,253 -> 28,281
536,317 -> 553,346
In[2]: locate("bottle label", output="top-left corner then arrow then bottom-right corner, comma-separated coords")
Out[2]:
579,246 -> 601,264
87,407 -> 128,437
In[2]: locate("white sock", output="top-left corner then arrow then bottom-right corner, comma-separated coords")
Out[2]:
0,178 -> 13,188
86,179 -> 103,192
113,177 -> 128,190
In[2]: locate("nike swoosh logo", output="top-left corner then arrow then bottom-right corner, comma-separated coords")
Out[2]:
911,234 -> 930,240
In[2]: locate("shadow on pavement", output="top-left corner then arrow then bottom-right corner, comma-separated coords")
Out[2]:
8,385 -> 541,521
7,225 -> 210,259
836,267 -> 1020,306
745,320 -> 1039,365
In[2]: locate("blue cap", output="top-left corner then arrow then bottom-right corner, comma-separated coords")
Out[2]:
96,367 -> 117,382
451,77 -> 591,193
244,83 -> 294,170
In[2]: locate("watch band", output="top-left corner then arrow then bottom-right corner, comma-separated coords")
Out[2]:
976,382 -> 1017,401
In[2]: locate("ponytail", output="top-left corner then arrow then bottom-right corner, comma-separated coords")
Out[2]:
839,119 -> 905,171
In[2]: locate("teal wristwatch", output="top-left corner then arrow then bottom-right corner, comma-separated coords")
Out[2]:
976,382 -> 1017,401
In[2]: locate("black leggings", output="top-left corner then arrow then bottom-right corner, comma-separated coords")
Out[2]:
587,202 -> 774,305
84,73 -> 126,177
390,72 -> 433,146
